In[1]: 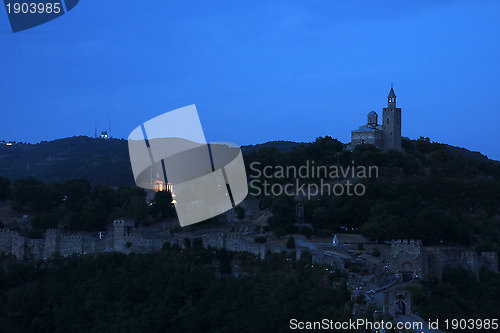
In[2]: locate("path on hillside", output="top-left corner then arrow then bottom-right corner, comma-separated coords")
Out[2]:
295,238 -> 319,250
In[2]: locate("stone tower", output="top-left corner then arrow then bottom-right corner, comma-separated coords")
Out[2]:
44,229 -> 60,258
382,86 -> 402,151
113,219 -> 135,253
390,239 -> 423,282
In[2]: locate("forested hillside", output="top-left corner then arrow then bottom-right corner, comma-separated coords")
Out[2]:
0,137 -> 133,185
0,247 -> 352,333
244,136 -> 500,250
1,136 -> 499,251
0,135 -> 492,185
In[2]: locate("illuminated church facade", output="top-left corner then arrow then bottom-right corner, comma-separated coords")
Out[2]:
349,86 -> 402,151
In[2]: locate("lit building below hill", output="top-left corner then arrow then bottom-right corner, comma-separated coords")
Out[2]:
153,180 -> 173,193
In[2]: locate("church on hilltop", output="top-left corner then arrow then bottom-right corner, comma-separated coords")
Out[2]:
349,86 -> 402,151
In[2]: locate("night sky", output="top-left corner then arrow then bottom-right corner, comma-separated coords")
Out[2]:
1,0 -> 499,160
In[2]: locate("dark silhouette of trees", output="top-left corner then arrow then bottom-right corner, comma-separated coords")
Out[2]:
244,136 -> 500,247
0,176 -> 10,201
150,190 -> 175,220
0,247 -> 352,332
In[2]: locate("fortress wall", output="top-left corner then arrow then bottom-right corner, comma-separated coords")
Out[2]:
44,229 -> 59,259
3,225 -> 497,282
394,242 -> 500,281
0,228 -> 14,254
312,251 -> 343,267
59,234 -> 83,257
11,232 -> 26,259
233,239 -> 266,258
202,233 -> 225,249
162,235 -> 186,249
125,235 -> 154,254
26,238 -> 44,259
390,239 -> 423,278
225,236 -> 251,252
201,233 -> 266,258
480,252 -> 499,273
436,247 -> 464,273
421,247 -> 442,281
113,232 -> 150,254
82,236 -> 103,254
152,238 -> 170,252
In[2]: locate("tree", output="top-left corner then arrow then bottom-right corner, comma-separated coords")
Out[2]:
150,190 -> 175,219
11,177 -> 55,212
401,137 -> 416,154
234,206 -> 245,220
268,195 -> 296,230
31,213 -> 58,230
126,195 -> 148,225
361,214 -> 405,241
0,176 -> 10,201
254,236 -> 266,243
91,184 -> 116,214
416,136 -> 432,154
286,236 -> 295,249
58,179 -> 91,210
117,185 -> 146,208
81,200 -> 108,231
311,206 -> 328,228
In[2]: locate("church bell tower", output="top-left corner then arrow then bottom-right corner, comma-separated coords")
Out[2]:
382,85 -> 402,150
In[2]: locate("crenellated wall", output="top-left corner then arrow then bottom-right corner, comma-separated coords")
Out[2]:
390,239 -> 423,281
0,221 -> 157,260
391,239 -> 499,281
2,225 -> 498,282
0,228 -> 14,254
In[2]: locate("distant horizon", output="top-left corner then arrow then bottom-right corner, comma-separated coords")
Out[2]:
2,133 -> 497,162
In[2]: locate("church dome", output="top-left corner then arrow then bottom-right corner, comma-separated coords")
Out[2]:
367,111 -> 378,125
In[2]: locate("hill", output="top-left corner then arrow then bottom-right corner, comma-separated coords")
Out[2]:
0,136 -> 496,186
241,140 -> 303,153
0,136 -> 133,185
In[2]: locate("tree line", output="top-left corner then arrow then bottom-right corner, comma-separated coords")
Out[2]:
245,136 -> 500,250
0,246 -> 352,333
0,177 -> 175,236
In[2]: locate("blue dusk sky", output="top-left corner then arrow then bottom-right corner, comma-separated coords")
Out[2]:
1,0 -> 499,160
